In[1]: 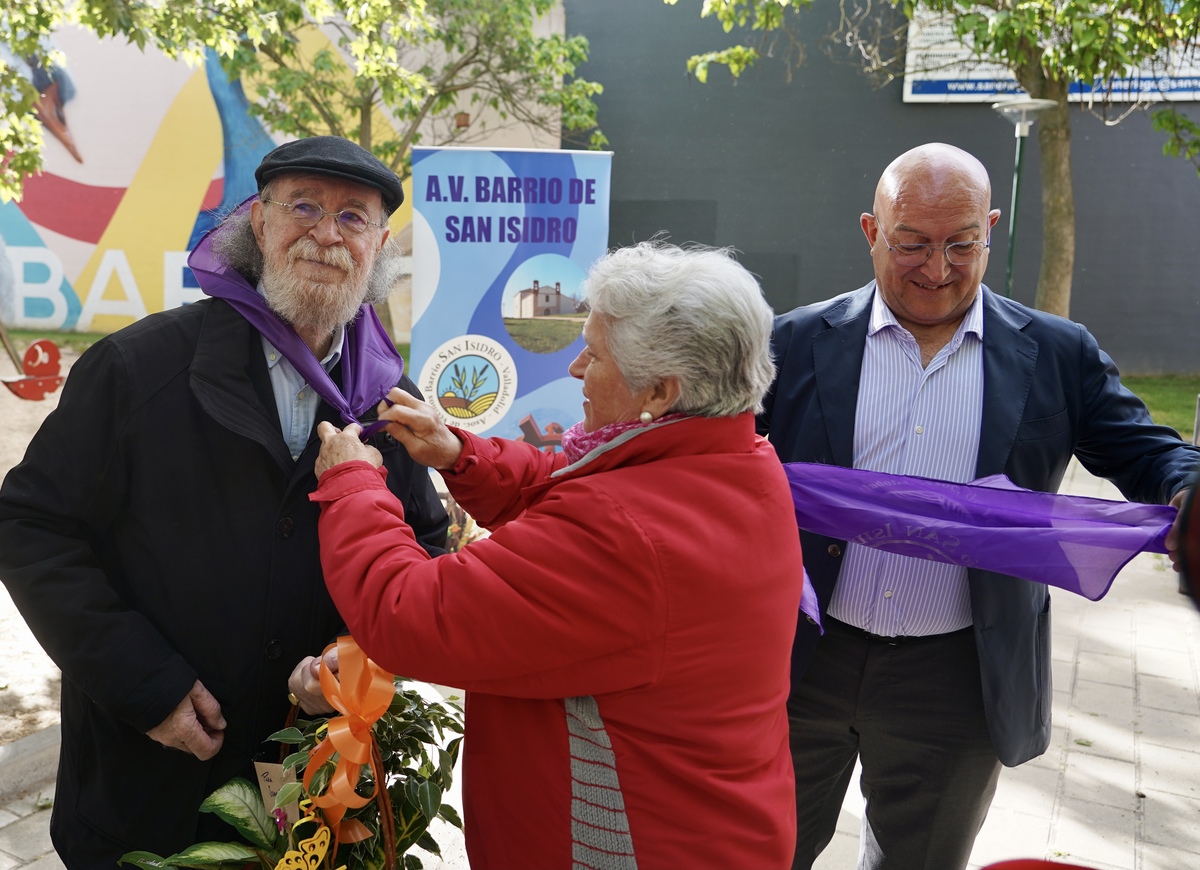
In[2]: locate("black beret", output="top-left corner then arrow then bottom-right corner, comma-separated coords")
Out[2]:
255,136 -> 404,213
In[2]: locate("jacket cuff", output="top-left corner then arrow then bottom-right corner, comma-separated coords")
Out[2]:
444,427 -> 481,476
310,461 -> 389,503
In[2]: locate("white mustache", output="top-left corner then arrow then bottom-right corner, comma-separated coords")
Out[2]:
288,237 -> 354,272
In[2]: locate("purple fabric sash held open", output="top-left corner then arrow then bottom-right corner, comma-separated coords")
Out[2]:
784,462 -> 1177,601
187,196 -> 401,439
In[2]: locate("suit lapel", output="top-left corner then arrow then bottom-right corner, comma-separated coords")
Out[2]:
976,288 -> 1038,478
813,284 -> 873,468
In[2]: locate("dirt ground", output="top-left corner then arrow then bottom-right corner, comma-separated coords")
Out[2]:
0,347 -> 69,746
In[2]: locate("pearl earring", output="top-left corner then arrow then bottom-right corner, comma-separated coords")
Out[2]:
639,411 -> 653,424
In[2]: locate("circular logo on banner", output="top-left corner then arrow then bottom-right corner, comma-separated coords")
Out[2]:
419,335 -> 518,432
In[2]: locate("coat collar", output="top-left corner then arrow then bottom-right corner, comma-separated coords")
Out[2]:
189,298 -> 295,471
521,413 -> 764,504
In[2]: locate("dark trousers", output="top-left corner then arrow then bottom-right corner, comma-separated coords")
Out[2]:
790,618 -> 1002,870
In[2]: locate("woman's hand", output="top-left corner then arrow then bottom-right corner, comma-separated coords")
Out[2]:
286,647 -> 339,716
377,389 -> 464,470
315,422 -> 383,478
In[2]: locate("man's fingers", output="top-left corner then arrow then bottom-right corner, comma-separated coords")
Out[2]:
189,682 -> 226,731
317,420 -> 339,442
182,724 -> 224,761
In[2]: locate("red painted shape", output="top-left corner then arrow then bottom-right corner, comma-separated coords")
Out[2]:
1,340 -> 64,400
200,177 -> 225,211
18,172 -> 126,243
22,339 -> 62,377
3,375 -> 63,400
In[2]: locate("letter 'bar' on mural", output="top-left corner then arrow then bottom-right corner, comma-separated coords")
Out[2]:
784,462 -> 1176,601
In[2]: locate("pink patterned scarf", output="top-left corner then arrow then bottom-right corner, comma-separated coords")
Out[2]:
560,413 -> 688,465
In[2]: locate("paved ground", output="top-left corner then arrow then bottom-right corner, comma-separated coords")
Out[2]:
3,458 -> 1199,868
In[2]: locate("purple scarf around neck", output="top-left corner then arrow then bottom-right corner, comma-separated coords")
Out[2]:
187,196 -> 401,438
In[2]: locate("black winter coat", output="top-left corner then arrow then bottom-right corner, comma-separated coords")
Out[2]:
0,298 -> 448,865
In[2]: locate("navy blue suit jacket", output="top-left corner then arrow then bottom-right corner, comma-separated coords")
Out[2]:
759,283 -> 1200,765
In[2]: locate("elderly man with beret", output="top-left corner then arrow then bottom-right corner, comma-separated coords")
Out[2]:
0,136 -> 448,867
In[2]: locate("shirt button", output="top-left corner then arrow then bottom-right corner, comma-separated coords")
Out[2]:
827,544 -> 842,558
265,640 -> 283,660
884,590 -> 894,599
915,425 -> 924,434
277,517 -> 294,538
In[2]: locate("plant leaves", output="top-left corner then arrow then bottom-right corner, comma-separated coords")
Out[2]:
198,778 -> 278,850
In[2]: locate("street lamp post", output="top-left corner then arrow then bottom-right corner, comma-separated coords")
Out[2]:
991,96 -> 1058,298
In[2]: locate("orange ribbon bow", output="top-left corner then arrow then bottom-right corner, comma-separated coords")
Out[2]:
302,636 -> 396,845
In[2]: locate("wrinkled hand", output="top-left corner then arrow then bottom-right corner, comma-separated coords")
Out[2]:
146,680 -> 226,760
315,422 -> 383,479
287,646 -> 339,715
1165,487 -> 1191,574
376,388 -> 464,470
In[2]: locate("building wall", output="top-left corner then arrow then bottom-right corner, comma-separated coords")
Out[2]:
564,0 -> 1200,374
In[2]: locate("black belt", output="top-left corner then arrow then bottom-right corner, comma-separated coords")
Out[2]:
826,617 -> 972,647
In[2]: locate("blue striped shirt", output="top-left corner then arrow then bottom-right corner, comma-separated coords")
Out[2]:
827,287 -> 984,636
262,325 -> 345,461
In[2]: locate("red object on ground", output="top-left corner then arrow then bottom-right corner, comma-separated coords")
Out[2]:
982,861 -> 1099,869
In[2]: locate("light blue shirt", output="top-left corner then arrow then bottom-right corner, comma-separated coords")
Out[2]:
261,325 -> 345,461
827,287 -> 985,636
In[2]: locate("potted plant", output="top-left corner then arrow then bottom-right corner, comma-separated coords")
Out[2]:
120,639 -> 464,870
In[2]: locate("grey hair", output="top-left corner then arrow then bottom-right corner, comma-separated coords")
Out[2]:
584,241 -> 776,417
208,192 -> 402,304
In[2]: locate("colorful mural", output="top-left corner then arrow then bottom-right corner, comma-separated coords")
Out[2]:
0,26 -> 415,334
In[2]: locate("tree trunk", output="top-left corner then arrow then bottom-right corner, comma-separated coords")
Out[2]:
1019,70 -> 1074,317
360,98 -> 372,151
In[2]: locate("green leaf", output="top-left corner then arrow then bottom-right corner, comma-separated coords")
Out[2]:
118,852 -> 174,869
437,804 -> 464,828
157,842 -> 261,869
282,750 -> 309,773
198,778 -> 278,851
273,781 -> 304,809
268,726 -> 306,743
417,780 -> 442,820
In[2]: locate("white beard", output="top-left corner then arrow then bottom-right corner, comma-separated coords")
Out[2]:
262,236 -> 368,337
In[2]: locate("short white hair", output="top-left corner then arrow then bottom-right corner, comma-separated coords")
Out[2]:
584,241 -> 776,417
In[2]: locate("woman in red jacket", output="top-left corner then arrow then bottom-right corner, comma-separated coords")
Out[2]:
307,241 -> 807,869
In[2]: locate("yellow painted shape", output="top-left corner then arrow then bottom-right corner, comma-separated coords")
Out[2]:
76,69 -> 221,332
390,175 -> 413,231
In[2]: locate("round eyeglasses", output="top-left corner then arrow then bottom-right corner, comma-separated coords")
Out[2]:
263,198 -> 388,235
873,220 -> 991,267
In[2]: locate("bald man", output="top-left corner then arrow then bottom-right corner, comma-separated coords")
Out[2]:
758,143 -> 1198,869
